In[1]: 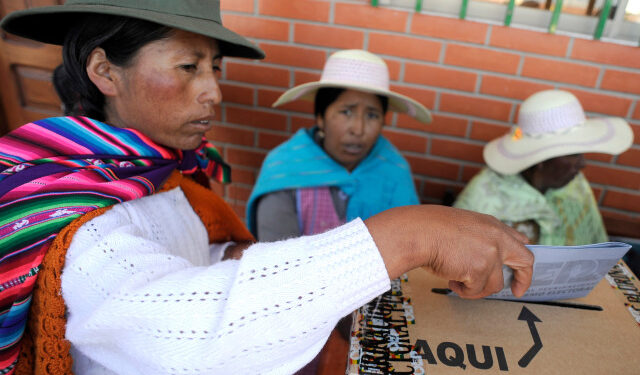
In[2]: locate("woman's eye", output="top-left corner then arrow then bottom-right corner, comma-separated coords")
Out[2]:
367,112 -> 381,120
180,64 -> 197,72
340,109 -> 352,116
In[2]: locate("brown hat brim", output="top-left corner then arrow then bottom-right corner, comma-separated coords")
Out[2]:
0,4 -> 264,59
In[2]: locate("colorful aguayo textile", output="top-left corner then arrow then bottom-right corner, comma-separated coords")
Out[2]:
0,116 -> 229,374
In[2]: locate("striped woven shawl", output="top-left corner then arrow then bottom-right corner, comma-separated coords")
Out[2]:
0,116 -> 229,374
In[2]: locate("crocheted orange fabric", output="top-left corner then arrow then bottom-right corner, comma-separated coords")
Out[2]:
15,171 -> 254,374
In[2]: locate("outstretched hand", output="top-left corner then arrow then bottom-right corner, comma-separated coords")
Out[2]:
364,205 -> 534,299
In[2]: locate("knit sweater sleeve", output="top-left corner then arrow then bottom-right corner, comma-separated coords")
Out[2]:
61,187 -> 390,375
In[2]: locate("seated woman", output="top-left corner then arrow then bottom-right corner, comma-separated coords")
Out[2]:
246,49 -> 431,241
454,89 -> 633,245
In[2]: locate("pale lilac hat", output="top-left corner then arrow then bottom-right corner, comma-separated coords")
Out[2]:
272,49 -> 431,123
484,89 -> 633,175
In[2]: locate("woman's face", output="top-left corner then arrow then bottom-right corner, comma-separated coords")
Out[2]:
316,90 -> 385,171
105,29 -> 222,150
530,154 -> 586,192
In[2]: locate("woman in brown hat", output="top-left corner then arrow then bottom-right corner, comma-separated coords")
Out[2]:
0,1 -> 533,374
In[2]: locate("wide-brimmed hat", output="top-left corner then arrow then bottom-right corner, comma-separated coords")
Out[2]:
272,49 -> 432,123
484,89 -> 633,175
0,0 -> 264,59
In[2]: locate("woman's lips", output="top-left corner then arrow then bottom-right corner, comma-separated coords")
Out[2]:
342,143 -> 364,155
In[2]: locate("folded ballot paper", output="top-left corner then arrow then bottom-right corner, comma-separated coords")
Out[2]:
485,241 -> 631,301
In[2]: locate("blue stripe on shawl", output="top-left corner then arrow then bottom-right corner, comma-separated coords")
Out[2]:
246,128 -> 419,234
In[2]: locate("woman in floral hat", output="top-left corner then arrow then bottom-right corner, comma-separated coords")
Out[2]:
455,89 -> 633,245
0,2 -> 533,374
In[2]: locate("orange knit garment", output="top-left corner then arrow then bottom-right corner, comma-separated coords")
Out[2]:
15,171 -> 255,374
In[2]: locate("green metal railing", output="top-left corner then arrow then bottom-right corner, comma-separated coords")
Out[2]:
370,0 -> 629,44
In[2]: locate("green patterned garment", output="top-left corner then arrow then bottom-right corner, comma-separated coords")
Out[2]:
454,168 -> 608,246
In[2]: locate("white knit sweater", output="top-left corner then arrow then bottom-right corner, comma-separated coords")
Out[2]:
61,187 -> 390,375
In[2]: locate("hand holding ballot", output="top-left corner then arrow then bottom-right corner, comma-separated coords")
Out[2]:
365,205 -> 535,299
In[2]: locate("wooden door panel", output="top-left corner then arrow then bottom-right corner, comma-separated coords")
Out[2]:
0,0 -> 63,134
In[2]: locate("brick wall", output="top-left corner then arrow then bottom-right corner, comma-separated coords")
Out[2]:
211,0 -> 640,236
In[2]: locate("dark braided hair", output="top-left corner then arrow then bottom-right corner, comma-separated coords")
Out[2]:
53,14 -> 172,121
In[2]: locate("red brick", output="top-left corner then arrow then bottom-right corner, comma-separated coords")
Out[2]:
406,155 -> 460,180
440,93 -> 512,122
462,165 -> 483,183
382,129 -> 427,153
259,0 -> 330,22
470,120 -> 510,142
431,139 -> 484,163
226,106 -> 287,131
390,84 -> 436,111
231,167 -> 257,185
602,190 -> 640,213
369,33 -> 441,62
226,147 -> 267,169
230,202 -> 247,220
422,181 -> 463,203
209,180 -> 225,196
384,58 -> 401,81
228,185 -> 252,202
260,43 -> 325,69
561,88 -> 632,117
572,39 -> 640,70
584,153 -> 613,163
480,76 -> 553,100
258,88 -> 313,114
411,13 -> 488,44
521,57 -> 599,87
405,63 -> 477,92
334,3 -> 408,32
421,114 -> 469,137
294,71 -> 321,86
291,115 -> 315,132
258,132 -> 289,150
631,123 -> 640,145
617,148 -> 640,168
634,106 -> 640,121
226,61 -> 289,87
490,26 -> 569,57
583,165 -> 640,190
221,0 -> 253,12
601,210 -> 640,237
222,14 -> 288,41
219,83 -> 253,106
445,44 -> 520,75
205,125 -> 254,147
600,70 -> 640,96
294,24 -> 364,49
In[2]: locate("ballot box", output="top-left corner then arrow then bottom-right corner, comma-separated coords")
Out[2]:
347,261 -> 640,375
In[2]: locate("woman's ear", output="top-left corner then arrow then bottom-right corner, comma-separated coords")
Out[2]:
86,47 -> 120,97
316,114 -> 324,130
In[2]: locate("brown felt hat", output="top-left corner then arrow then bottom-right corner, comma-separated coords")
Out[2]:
0,0 -> 264,59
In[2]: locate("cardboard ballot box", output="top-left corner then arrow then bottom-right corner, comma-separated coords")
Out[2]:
348,261 -> 640,375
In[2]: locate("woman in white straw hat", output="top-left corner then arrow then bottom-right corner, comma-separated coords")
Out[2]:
455,89 -> 633,246
247,49 -> 432,242
0,3 -> 534,374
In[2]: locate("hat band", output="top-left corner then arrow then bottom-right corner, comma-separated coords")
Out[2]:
497,118 -> 615,160
518,100 -> 586,135
320,57 -> 389,91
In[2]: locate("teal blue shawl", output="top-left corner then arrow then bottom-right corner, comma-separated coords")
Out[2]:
246,128 -> 419,234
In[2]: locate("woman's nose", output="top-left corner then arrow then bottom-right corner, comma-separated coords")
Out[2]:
197,72 -> 222,106
350,114 -> 366,136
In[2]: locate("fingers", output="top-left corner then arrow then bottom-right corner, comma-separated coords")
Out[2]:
503,245 -> 534,297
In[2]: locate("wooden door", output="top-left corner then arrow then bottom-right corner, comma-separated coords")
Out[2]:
0,0 -> 63,135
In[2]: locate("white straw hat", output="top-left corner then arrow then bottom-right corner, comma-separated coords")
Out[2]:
484,89 -> 633,175
272,49 -> 431,123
